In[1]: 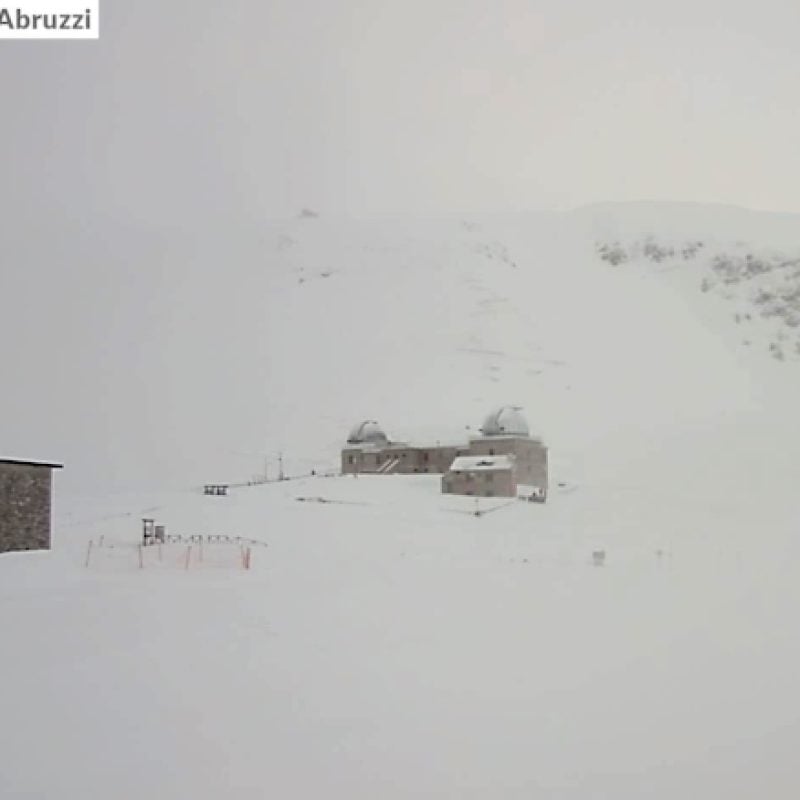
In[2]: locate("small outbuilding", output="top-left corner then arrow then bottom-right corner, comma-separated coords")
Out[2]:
0,458 -> 62,554
442,455 -> 517,498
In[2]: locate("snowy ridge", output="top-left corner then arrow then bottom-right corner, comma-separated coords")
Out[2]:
596,232 -> 800,361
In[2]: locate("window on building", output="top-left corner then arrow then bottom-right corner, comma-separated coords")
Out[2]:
348,456 -> 354,465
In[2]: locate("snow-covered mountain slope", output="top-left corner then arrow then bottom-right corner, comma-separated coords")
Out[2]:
3,202 -> 800,799
7,200 -> 798,492
184,202 -> 799,499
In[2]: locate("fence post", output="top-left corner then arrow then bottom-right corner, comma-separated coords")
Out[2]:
185,545 -> 192,570
84,540 -> 93,568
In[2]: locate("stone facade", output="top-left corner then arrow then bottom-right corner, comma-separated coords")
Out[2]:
0,460 -> 61,553
341,444 -> 468,475
467,436 -> 548,491
442,456 -> 517,498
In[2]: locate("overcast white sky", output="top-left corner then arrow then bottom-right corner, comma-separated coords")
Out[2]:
2,0 -> 800,221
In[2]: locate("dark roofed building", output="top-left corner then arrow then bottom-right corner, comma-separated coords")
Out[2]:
0,458 -> 63,554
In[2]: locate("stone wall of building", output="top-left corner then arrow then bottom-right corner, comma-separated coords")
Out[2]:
342,444 -> 469,475
442,468 -> 517,498
0,464 -> 53,553
342,437 -> 548,491
394,446 -> 467,474
468,437 -> 548,491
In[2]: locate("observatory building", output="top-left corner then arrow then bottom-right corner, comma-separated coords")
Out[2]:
465,407 -> 548,489
341,407 -> 548,498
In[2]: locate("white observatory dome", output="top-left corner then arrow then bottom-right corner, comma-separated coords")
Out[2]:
347,420 -> 389,445
480,406 -> 530,437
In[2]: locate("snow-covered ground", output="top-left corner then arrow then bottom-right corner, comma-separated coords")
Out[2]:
3,202 -> 800,798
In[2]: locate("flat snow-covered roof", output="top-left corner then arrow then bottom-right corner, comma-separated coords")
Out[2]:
449,455 -> 515,473
469,434 -> 544,444
343,441 -> 464,451
0,458 -> 63,469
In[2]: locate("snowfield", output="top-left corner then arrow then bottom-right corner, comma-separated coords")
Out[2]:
2,202 -> 800,798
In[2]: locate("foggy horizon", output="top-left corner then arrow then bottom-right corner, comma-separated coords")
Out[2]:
2,1 -> 800,226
